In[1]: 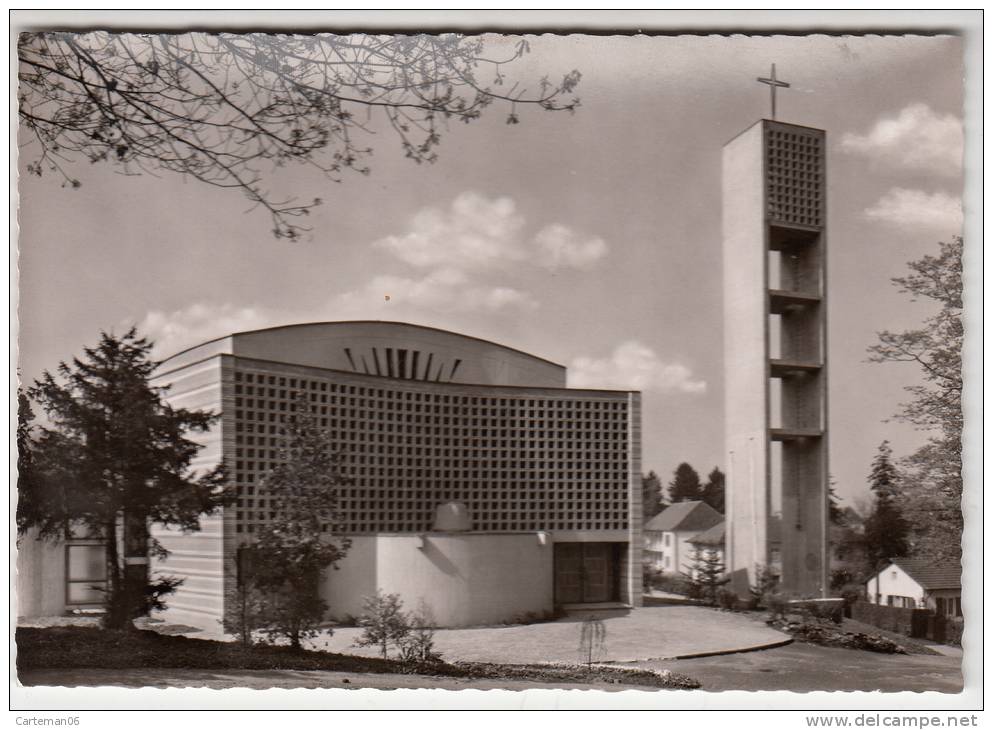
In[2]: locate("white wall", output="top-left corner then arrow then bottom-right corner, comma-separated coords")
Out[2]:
16,531 -> 66,618
322,533 -> 554,627
866,564 -> 926,608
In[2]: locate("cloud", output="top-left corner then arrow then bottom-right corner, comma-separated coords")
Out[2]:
374,192 -> 526,272
533,224 -> 608,271
374,191 -> 608,273
863,188 -> 963,232
359,192 -> 609,317
568,341 -> 707,394
840,103 -> 963,174
138,303 -> 276,357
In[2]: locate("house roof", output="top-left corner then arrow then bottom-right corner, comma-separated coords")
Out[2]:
688,521 -> 725,546
883,558 -> 961,591
644,501 -> 723,533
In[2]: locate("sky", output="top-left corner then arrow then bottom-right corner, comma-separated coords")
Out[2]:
16,32 -> 965,510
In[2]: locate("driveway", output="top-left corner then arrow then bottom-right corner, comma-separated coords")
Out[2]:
320,604 -> 790,664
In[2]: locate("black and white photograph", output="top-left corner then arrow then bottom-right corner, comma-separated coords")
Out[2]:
11,10 -> 980,715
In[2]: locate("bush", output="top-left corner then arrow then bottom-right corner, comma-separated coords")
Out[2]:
652,572 -> 693,595
397,602 -> 439,666
748,565 -> 780,609
839,583 -> 865,611
355,591 -> 409,659
944,618 -> 964,647
716,588 -> 739,611
765,592 -> 788,621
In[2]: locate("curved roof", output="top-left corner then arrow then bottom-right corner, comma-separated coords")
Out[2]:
158,320 -> 567,389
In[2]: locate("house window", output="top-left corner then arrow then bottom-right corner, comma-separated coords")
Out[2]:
664,533 -> 671,547
66,542 -> 107,606
664,556 -> 670,569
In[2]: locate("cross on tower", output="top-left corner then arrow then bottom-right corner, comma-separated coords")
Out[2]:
756,64 -> 790,120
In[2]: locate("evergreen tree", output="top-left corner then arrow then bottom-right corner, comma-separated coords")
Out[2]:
682,545 -> 728,605
641,471 -> 664,518
18,329 -> 228,629
863,441 -> 910,577
242,392 -> 352,649
667,462 -> 703,503
701,467 -> 726,513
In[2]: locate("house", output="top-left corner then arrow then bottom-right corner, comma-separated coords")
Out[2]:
643,500 -> 723,575
686,521 -> 726,579
865,558 -> 961,616
683,517 -> 784,580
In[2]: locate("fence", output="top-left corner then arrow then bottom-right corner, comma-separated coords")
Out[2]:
851,601 -> 963,645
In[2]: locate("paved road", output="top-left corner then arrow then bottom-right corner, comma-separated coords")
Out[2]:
321,605 -> 789,663
642,642 -> 963,693
20,642 -> 961,693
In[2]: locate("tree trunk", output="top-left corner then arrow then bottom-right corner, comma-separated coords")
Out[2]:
102,517 -> 127,630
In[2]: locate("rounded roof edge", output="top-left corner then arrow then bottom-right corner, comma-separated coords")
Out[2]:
157,319 -> 566,370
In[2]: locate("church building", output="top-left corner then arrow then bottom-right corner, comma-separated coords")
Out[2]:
144,321 -> 643,631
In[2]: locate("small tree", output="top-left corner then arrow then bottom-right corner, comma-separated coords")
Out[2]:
667,462 -> 703,503
356,591 -> 410,659
245,392 -> 351,649
397,601 -> 439,666
682,545 -> 729,605
578,615 -> 607,669
17,329 -> 228,629
748,564 -> 780,609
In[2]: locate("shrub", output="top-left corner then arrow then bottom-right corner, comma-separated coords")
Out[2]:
355,591 -> 409,659
716,588 -> 738,611
765,592 -> 788,621
944,618 -> 964,647
748,565 -> 780,609
397,601 -> 438,666
839,583 -> 865,615
651,572 -> 693,596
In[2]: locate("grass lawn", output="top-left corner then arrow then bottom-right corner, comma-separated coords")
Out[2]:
15,626 -> 699,690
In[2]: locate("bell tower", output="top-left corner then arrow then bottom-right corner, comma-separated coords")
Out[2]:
722,117 -> 829,597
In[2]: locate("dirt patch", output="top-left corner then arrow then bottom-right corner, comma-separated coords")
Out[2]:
768,619 -> 906,654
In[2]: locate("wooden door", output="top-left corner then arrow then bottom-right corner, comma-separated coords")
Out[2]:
554,544 -> 584,604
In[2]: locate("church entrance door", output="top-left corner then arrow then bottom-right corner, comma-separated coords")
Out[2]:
554,542 -> 621,604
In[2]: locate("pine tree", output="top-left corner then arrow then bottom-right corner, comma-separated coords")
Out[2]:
682,545 -> 728,605
863,441 -> 910,579
667,463 -> 703,503
18,329 -> 228,629
243,392 -> 351,649
701,467 -> 726,513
